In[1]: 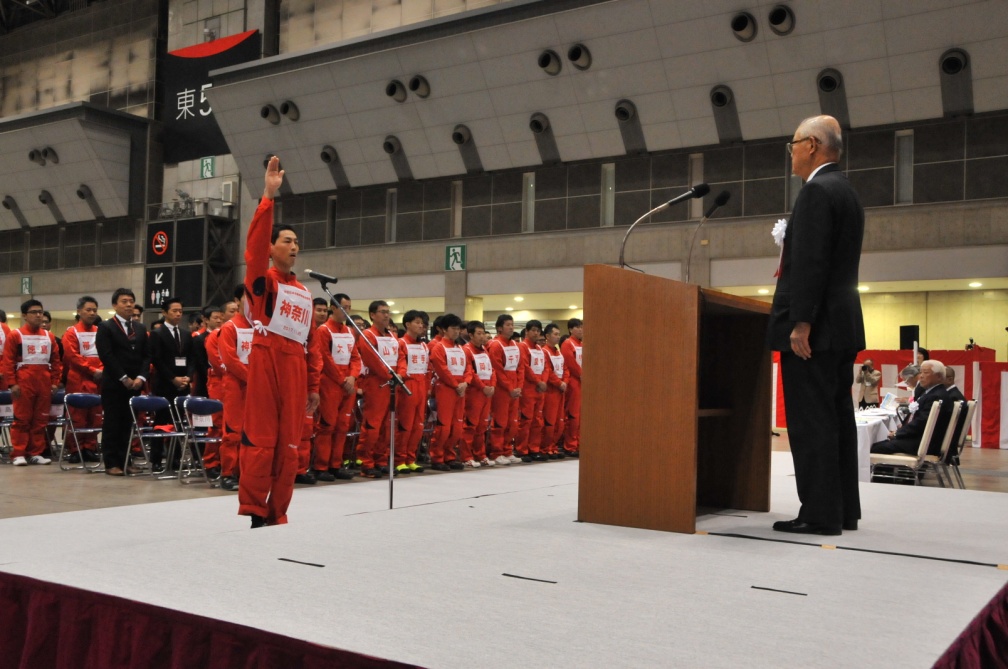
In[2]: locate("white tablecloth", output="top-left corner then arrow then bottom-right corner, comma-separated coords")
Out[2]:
855,410 -> 899,482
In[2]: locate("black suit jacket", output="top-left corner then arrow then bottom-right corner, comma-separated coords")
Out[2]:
890,384 -> 953,456
96,317 -> 151,391
766,164 -> 866,353
150,323 -> 193,398
191,331 -> 210,397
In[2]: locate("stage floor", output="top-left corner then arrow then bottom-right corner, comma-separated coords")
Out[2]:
1,453 -> 1006,668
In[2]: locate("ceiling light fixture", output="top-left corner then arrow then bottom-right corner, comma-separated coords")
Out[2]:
505,307 -> 514,312
514,296 -> 524,302
568,305 -> 578,309
857,286 -> 869,292
969,281 -> 982,288
757,289 -> 769,295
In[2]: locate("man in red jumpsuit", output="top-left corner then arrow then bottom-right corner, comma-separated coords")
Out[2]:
486,314 -> 524,465
562,318 -> 583,457
61,296 -> 104,463
394,309 -> 429,475
314,292 -> 361,481
217,285 -> 253,491
0,310 -> 10,391
461,320 -> 496,468
541,323 -> 569,459
428,313 -> 471,471
238,156 -> 320,527
355,300 -> 399,478
201,297 -> 238,478
515,320 -> 549,462
2,299 -> 62,466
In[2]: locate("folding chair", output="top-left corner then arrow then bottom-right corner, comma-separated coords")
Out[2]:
922,400 -> 962,487
343,397 -> 365,469
178,396 -> 224,486
46,389 -> 67,461
948,399 -> 978,489
127,395 -> 186,478
870,400 -> 942,485
417,396 -> 437,465
0,390 -> 13,464
59,393 -> 104,472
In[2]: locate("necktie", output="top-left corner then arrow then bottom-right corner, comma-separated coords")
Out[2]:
173,326 -> 181,352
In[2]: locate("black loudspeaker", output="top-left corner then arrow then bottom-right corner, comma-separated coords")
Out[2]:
899,325 -> 920,351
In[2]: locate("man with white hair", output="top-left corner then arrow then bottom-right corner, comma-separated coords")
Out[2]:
871,360 -> 951,457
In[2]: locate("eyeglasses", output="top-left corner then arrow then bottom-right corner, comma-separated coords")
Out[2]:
786,136 -> 816,154
25,310 -> 44,315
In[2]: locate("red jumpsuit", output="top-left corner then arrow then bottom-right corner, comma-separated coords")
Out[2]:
356,326 -> 399,469
218,314 -> 253,479
515,339 -> 549,456
296,342 -> 323,476
394,334 -> 429,468
562,336 -> 583,453
202,328 -> 224,470
315,319 -> 362,472
2,326 -> 61,459
541,343 -> 569,455
429,339 -> 472,465
62,322 -> 103,454
0,322 -> 11,390
461,342 -> 495,462
237,198 -> 320,525
486,335 -> 524,458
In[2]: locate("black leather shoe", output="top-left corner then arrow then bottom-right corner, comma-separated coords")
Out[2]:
66,452 -> 83,464
314,470 -> 335,482
772,519 -> 842,536
330,468 -> 356,480
220,476 -> 239,491
842,520 -> 858,531
294,472 -> 316,485
431,463 -> 450,471
82,450 -> 102,463
205,467 -> 221,480
448,460 -> 464,470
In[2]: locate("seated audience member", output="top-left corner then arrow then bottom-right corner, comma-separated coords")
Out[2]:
855,359 -> 882,409
945,367 -> 965,403
871,360 -> 952,457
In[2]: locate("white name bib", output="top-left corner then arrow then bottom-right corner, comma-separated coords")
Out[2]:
406,343 -> 428,375
235,328 -> 254,365
445,346 -> 467,377
77,331 -> 99,358
265,283 -> 313,344
529,348 -> 545,375
376,335 -> 399,367
20,335 -> 51,365
472,351 -> 493,381
330,332 -> 355,366
503,345 -> 520,372
549,352 -> 564,378
575,345 -> 583,367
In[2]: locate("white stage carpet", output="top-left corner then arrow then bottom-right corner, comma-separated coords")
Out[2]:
1,452 -> 1006,667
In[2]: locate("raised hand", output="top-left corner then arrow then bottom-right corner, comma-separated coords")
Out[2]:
263,155 -> 285,199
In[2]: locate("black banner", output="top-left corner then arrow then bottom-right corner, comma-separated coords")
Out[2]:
162,30 -> 261,164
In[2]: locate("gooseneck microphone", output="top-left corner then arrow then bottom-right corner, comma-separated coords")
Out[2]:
304,269 -> 339,285
685,190 -> 731,284
618,183 -> 710,269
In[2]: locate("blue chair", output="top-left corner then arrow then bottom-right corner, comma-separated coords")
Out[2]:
59,393 -> 104,472
127,395 -> 186,478
0,390 -> 13,464
179,396 -> 224,486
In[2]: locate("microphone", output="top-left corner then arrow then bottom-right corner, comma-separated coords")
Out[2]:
654,183 -> 711,213
685,190 -> 730,284
304,269 -> 339,285
619,183 -> 710,269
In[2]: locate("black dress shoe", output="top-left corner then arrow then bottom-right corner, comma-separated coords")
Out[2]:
330,468 -> 356,480
220,476 -> 239,491
314,469 -> 335,482
431,463 -> 450,472
205,467 -> 221,480
772,519 -> 842,536
67,452 -> 83,464
294,472 -> 316,485
82,450 -> 102,463
843,520 -> 858,531
448,460 -> 464,470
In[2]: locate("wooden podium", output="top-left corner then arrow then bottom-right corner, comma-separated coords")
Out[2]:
577,264 -> 773,534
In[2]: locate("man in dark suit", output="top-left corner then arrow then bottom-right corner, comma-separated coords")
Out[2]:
149,296 -> 192,472
944,367 -> 968,465
872,360 -> 952,457
767,115 -> 865,536
96,288 -> 151,476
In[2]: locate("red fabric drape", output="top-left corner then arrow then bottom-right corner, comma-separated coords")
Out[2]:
979,362 -> 1008,450
0,572 -> 417,669
933,578 -> 1008,668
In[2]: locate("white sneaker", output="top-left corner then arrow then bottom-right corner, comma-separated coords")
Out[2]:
29,455 -> 52,465
494,455 -> 511,466
480,457 -> 495,467
507,454 -> 522,464
463,459 -> 480,468
12,456 -> 27,466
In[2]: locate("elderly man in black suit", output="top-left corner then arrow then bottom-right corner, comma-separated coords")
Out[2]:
871,360 -> 951,457
96,288 -> 151,476
767,115 -> 865,536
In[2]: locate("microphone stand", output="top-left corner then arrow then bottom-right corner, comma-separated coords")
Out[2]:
618,202 -> 670,271
315,278 -> 411,511
684,213 -> 713,285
